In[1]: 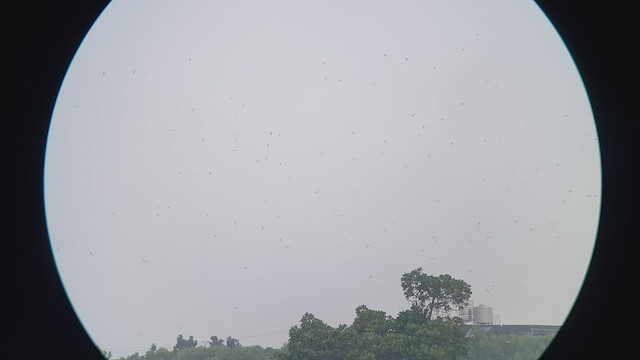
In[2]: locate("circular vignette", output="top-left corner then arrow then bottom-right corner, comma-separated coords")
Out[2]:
8,2 -> 634,360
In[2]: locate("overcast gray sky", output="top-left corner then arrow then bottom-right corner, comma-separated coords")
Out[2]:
44,0 -> 600,356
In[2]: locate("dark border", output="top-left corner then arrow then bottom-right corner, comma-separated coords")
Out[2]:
533,2 -> 636,357
6,2 -> 111,359
5,1 -> 635,359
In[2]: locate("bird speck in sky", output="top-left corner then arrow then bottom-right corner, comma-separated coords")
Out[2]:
44,0 -> 600,356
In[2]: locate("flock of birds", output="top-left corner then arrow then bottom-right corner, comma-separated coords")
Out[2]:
77,52 -> 601,309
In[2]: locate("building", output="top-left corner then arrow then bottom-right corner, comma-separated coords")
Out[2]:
465,324 -> 561,337
457,300 -> 474,323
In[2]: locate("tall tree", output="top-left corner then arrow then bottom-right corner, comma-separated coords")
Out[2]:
343,306 -> 396,360
101,349 -> 113,359
226,336 -> 240,349
281,313 -> 344,360
275,269 -> 473,360
393,304 -> 429,333
209,335 -> 225,347
401,268 -> 472,321
143,344 -> 157,360
173,334 -> 197,352
351,305 -> 393,336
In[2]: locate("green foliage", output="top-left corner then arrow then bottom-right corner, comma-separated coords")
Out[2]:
282,313 -> 344,360
465,328 -> 555,360
277,309 -> 470,360
111,338 -> 273,360
403,319 -> 469,360
401,268 -> 472,321
275,269 -> 475,360
174,346 -> 211,360
225,336 -> 240,349
145,345 -> 173,360
108,268 -> 551,360
352,305 -> 393,336
209,336 -> 225,347
123,353 -> 143,360
101,349 -> 113,359
393,305 -> 429,333
215,345 -> 279,360
173,335 -> 198,352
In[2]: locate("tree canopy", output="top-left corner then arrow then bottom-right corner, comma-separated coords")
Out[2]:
113,335 -> 276,360
401,268 -> 472,321
106,268 -> 552,360
275,268 -> 473,360
173,335 -> 197,352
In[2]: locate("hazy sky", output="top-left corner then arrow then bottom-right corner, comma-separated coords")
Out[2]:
44,0 -> 600,356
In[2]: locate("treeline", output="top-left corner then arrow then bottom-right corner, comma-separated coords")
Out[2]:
273,268 -> 472,360
104,335 -> 278,360
105,331 -> 552,360
466,330 -> 555,360
104,268 -> 553,360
